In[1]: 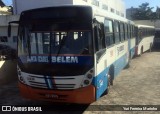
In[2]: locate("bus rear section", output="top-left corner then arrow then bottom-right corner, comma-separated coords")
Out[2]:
135,25 -> 155,56
154,28 -> 160,49
16,6 -> 96,104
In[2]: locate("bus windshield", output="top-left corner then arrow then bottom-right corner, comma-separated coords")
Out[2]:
18,23 -> 93,75
30,31 -> 92,55
16,6 -> 94,76
18,23 -> 93,56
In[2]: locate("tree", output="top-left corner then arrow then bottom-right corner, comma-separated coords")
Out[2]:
131,2 -> 154,20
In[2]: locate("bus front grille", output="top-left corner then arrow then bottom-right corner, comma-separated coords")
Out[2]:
22,73 -> 84,90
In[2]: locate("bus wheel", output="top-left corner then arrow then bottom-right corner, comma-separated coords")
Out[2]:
104,71 -> 111,95
107,72 -> 111,94
103,68 -> 114,95
110,67 -> 114,86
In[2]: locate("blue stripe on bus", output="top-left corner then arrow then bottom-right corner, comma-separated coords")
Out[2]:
93,53 -> 128,100
114,53 -> 128,77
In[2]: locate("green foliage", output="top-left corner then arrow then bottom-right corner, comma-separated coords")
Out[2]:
131,2 -> 159,20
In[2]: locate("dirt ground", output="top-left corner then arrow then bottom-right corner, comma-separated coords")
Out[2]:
0,51 -> 160,114
84,51 -> 160,114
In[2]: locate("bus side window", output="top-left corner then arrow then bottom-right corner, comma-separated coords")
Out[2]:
94,22 -> 107,62
127,24 -> 130,39
124,23 -> 128,40
130,25 -> 132,38
104,19 -> 114,46
94,26 -> 101,51
133,26 -> 136,38
114,21 -> 120,43
120,22 -> 125,41
138,28 -> 142,40
94,23 -> 105,52
132,25 -> 134,38
135,27 -> 139,45
100,23 -> 106,49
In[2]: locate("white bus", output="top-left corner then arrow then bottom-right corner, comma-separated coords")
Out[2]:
135,25 -> 155,56
8,5 -> 136,104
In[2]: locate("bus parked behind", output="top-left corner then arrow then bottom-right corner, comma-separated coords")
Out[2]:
135,25 -> 155,56
154,28 -> 160,49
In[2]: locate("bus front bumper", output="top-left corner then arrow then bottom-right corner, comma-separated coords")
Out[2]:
18,82 -> 96,104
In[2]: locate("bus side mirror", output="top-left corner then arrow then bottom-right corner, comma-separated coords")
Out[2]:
8,21 -> 19,37
8,24 -> 11,37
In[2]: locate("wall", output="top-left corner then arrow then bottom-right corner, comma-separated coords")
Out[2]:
0,6 -> 12,15
0,15 -> 19,49
12,0 -> 126,17
13,0 -> 73,14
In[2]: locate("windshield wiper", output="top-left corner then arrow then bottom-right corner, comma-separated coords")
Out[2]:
26,29 -> 31,57
56,36 -> 67,57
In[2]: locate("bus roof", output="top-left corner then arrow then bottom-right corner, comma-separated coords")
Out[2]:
21,5 -> 92,14
136,24 -> 155,28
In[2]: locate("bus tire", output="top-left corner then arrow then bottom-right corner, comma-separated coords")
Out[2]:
107,70 -> 112,93
104,70 -> 111,95
110,66 -> 114,86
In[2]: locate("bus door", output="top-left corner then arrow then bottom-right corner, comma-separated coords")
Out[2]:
93,21 -> 108,99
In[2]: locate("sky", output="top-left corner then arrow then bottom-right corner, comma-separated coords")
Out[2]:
2,0 -> 12,6
124,0 -> 160,11
2,0 -> 160,11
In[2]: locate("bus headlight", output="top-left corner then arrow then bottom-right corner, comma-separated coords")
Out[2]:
87,74 -> 92,79
84,80 -> 90,85
90,69 -> 94,73
19,75 -> 26,84
18,70 -> 21,76
17,66 -> 26,84
19,76 -> 24,82
80,68 -> 94,87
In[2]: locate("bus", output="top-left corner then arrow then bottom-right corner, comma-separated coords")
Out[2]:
127,21 -> 136,59
8,6 -> 136,104
154,28 -> 160,48
135,25 -> 155,56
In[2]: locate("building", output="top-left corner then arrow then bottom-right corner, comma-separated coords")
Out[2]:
0,15 -> 19,49
126,7 -> 138,20
126,6 -> 160,28
0,0 -> 5,7
0,0 -> 12,15
156,7 -> 160,19
12,0 -> 126,17
0,0 -> 16,50
0,6 -> 12,15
